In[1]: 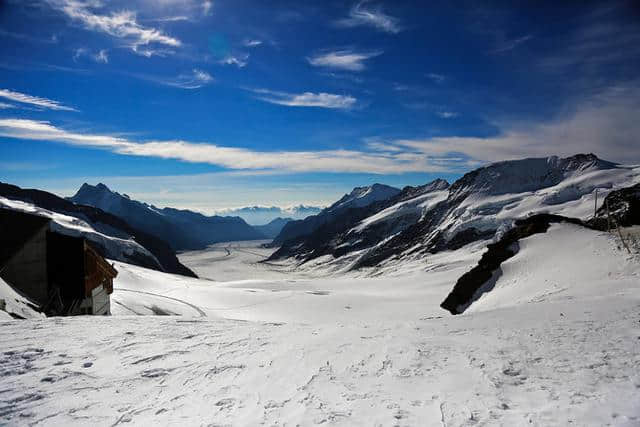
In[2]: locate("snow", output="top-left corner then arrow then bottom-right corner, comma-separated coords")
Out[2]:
437,164 -> 640,243
0,277 -> 43,320
351,190 -> 448,234
328,183 -> 400,212
1,226 -> 639,425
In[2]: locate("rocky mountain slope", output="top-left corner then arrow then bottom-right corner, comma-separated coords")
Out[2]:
0,182 -> 196,277
269,179 -> 449,262
70,183 -> 264,250
271,183 -> 401,246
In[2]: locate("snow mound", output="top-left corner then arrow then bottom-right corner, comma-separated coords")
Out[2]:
466,223 -> 640,313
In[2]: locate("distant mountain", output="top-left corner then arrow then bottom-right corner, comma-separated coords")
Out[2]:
253,217 -> 293,239
215,205 -> 322,225
0,182 -> 196,277
269,180 -> 448,261
70,183 -> 264,250
271,183 -> 401,246
269,154 -> 639,271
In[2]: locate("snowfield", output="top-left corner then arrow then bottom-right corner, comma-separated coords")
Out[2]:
1,225 -> 639,425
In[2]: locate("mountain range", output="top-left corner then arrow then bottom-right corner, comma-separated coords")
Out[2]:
214,205 -> 322,225
269,154 -> 639,272
1,153 -> 637,282
70,183 -> 271,250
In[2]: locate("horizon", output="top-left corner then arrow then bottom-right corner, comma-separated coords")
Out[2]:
1,1 -> 640,212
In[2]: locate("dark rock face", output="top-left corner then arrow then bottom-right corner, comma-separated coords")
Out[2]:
70,183 -> 264,250
588,183 -> 640,229
440,214 -> 587,315
0,182 -> 197,277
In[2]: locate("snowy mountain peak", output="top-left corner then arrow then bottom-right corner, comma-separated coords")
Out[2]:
329,183 -> 401,212
449,153 -> 617,200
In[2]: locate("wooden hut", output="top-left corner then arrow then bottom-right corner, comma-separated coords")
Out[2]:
0,208 -> 117,315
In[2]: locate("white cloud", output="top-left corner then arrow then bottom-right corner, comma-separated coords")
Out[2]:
243,39 -> 262,48
220,54 -> 249,68
0,102 -> 16,109
202,0 -> 213,16
307,49 -> 381,71
94,49 -> 109,63
336,1 -> 402,34
73,47 -> 108,63
0,89 -> 78,111
46,0 -> 181,56
250,89 -> 357,109
0,118 -> 455,174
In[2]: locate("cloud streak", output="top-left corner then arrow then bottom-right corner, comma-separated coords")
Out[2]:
145,69 -> 214,89
250,89 -> 357,109
0,118 -> 456,174
337,1 -> 402,34
0,89 -> 78,111
490,34 -> 533,54
307,49 -> 381,71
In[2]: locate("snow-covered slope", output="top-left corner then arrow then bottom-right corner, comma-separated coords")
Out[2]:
1,227 -> 638,425
327,183 -> 401,213
466,223 -> 640,313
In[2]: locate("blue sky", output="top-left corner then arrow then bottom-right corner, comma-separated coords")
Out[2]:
1,0 -> 639,212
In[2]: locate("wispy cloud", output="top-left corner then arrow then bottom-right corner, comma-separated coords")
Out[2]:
307,49 -> 382,71
202,0 -> 213,16
336,1 -> 402,34
0,89 -> 78,111
94,49 -> 109,63
154,69 -> 214,89
73,47 -> 109,63
243,39 -> 262,48
0,118 -> 458,174
0,102 -> 16,109
219,54 -> 249,68
45,0 -> 181,57
435,111 -> 458,119
250,89 -> 357,109
490,34 -> 533,54
426,73 -> 446,84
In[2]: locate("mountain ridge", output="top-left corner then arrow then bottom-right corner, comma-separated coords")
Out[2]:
70,183 -> 264,250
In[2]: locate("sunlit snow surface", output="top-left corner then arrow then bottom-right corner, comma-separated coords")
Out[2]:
1,225 -> 639,425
